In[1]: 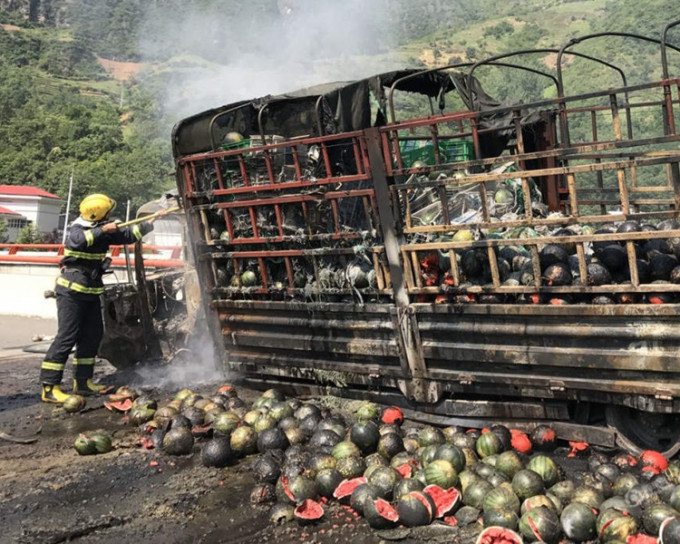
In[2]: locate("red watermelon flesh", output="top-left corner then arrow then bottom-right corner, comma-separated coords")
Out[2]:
104,398 -> 133,412
510,429 -> 532,454
531,426 -> 556,448
382,406 -> 404,425
294,499 -> 324,523
396,463 -> 414,478
527,513 -> 543,541
414,491 -> 434,518
476,526 -> 523,544
397,491 -> 435,526
639,450 -> 668,474
628,534 -> 659,544
374,498 -> 399,522
279,475 -> 296,503
423,484 -> 461,518
364,498 -> 400,529
333,476 -> 367,502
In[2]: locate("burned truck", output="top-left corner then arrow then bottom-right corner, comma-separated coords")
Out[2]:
171,23 -> 680,455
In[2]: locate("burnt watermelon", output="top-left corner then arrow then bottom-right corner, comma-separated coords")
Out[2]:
333,476 -> 368,503
364,498 -> 399,530
423,484 -> 461,518
530,426 -> 557,452
660,517 -> 680,544
519,505 -> 561,543
396,491 -> 436,526
483,483 -> 521,515
367,466 -> 401,499
560,502 -> 597,542
512,469 -> 546,501
596,508 -> 638,542
294,499 -> 324,525
349,421 -> 380,455
482,508 -> 520,531
476,432 -> 504,458
425,459 -> 459,489
475,526 -> 523,544
349,483 -> 381,515
315,468 -> 344,498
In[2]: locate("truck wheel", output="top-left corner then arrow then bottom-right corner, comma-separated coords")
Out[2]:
605,405 -> 680,457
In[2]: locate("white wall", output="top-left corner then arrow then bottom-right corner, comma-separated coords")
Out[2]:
6,225 -> 23,242
36,199 -> 62,233
0,263 -> 135,318
0,264 -> 62,318
0,198 -> 37,223
0,195 -> 64,235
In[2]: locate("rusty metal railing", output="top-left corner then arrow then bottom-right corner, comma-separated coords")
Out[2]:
0,244 -> 184,268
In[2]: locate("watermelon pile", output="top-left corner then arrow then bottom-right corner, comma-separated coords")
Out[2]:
418,219 -> 680,305
95,385 -> 680,541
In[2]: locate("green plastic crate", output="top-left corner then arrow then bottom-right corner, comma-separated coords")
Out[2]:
440,140 -> 474,162
399,139 -> 474,167
221,137 -> 251,151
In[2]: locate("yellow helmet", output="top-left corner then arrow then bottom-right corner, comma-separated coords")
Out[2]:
79,194 -> 116,222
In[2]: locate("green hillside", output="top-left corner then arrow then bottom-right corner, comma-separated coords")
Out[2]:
0,0 -> 678,234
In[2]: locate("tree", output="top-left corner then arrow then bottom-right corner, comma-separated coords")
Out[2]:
483,21 -> 514,40
0,219 -> 7,243
16,224 -> 41,244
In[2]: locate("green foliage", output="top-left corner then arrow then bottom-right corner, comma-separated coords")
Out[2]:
509,23 -> 549,49
65,0 -> 144,61
0,27 -> 42,67
0,219 -> 7,243
38,40 -> 107,79
484,21 -> 514,40
0,9 -> 31,26
16,224 -> 41,244
599,0 -> 677,37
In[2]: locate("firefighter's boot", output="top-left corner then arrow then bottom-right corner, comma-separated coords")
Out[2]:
41,384 -> 70,404
73,379 -> 108,396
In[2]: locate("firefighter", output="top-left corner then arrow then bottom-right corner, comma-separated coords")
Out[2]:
40,193 -> 159,403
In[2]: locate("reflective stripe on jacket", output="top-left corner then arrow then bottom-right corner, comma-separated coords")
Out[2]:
57,217 -> 153,294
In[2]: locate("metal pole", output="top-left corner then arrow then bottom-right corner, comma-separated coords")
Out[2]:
61,168 -> 74,244
124,199 -> 135,287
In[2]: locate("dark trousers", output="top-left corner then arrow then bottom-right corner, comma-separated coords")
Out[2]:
40,288 -> 103,385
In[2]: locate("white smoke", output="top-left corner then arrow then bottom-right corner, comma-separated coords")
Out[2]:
132,1 -> 402,387
134,316 -> 227,390
136,0 -> 400,125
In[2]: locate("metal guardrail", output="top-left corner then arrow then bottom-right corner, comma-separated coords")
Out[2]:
0,244 -> 184,268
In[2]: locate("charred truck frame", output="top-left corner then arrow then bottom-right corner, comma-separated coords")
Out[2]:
172,23 -> 680,455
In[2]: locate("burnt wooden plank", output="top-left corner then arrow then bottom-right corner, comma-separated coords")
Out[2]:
425,366 -> 680,396
225,331 -> 400,357
421,341 -> 680,372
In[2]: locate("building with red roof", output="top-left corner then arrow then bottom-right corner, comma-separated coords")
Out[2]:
0,185 -> 61,200
0,206 -> 20,216
0,185 -> 63,242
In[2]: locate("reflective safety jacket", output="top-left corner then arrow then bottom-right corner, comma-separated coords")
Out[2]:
56,217 -> 154,296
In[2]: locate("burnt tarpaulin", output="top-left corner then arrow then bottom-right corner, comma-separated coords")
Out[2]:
172,100 -> 257,157
450,71 -> 546,158
171,67 -> 543,159
260,79 -> 372,137
368,69 -> 456,125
